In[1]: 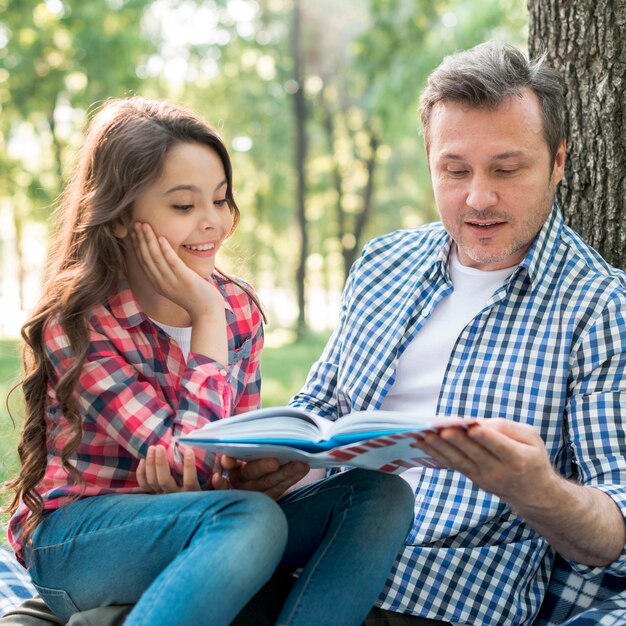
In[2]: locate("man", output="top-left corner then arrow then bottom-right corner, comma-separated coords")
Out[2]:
282,41 -> 626,624
4,41 -> 625,626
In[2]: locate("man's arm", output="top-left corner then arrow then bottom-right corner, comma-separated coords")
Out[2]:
416,419 -> 625,566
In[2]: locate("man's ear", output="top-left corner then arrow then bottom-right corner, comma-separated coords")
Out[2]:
552,140 -> 566,184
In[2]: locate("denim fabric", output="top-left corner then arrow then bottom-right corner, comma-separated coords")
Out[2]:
25,469 -> 413,626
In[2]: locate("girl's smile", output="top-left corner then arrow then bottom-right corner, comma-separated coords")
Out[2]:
182,241 -> 218,257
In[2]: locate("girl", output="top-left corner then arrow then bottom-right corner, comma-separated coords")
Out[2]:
6,97 -> 414,626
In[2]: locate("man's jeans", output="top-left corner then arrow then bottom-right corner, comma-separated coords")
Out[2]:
24,469 -> 414,626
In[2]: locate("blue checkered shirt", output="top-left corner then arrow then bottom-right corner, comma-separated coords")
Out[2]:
0,547 -> 35,617
291,205 -> 626,626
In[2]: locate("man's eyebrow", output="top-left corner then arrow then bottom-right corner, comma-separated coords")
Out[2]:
492,150 -> 528,160
438,153 -> 464,161
438,150 -> 528,161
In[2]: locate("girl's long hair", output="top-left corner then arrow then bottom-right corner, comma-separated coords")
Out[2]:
6,96 -> 258,539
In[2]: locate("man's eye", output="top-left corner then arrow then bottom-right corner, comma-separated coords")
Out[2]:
496,169 -> 518,175
173,204 -> 193,211
447,170 -> 468,177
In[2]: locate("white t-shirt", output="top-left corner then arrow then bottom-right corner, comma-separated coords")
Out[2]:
150,319 -> 192,361
380,246 -> 516,491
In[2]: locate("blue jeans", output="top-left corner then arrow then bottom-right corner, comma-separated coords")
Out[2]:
25,469 -> 414,626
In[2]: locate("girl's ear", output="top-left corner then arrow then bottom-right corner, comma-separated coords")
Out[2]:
113,219 -> 130,238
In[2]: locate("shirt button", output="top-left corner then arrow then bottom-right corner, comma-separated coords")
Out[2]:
219,369 -> 228,377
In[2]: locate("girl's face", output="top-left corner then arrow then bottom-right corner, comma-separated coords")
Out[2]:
119,141 -> 234,278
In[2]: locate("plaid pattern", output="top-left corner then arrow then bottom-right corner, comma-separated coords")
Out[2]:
292,205 -> 626,626
536,557 -> 626,625
0,547 -> 35,617
8,274 -> 263,563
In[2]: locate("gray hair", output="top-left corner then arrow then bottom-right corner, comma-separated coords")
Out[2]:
419,41 -> 565,164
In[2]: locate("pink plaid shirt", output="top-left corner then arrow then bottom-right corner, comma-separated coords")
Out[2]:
8,274 -> 263,561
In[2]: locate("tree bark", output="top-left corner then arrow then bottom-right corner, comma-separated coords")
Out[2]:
528,0 -> 626,269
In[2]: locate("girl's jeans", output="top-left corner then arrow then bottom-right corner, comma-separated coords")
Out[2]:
24,469 -> 414,626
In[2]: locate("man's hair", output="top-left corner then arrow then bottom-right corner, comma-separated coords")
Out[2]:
419,41 -> 565,164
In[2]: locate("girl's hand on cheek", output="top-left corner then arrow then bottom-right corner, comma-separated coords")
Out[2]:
133,222 -> 225,319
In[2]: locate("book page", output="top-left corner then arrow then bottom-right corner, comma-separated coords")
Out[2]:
181,406 -> 335,442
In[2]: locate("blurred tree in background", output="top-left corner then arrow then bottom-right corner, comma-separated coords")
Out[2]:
0,0 -> 157,314
0,0 -> 527,337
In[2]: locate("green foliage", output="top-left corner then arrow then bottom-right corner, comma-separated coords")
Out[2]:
0,0 -> 529,332
261,331 -> 330,406
0,0 -> 157,215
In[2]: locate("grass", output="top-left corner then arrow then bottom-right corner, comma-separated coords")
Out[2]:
0,339 -> 22,542
261,329 -> 330,407
0,330 -> 330,542
0,340 -> 21,488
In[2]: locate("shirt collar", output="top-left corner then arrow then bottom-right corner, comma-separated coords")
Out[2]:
436,235 -> 455,284
516,202 -> 563,288
107,273 -> 234,330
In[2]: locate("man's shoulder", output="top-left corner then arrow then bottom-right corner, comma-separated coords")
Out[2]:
558,225 -> 626,293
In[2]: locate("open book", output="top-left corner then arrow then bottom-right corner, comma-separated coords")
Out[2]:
178,407 -> 474,473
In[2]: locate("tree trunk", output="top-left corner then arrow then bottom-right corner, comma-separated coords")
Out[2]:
291,0 -> 309,337
12,209 -> 25,312
345,129 -> 379,275
319,90 -> 353,280
528,0 -> 626,269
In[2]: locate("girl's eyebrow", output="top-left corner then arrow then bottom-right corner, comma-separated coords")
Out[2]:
164,179 -> 227,195
164,184 -> 200,195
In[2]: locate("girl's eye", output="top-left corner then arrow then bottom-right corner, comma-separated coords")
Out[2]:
214,199 -> 228,207
173,204 -> 193,212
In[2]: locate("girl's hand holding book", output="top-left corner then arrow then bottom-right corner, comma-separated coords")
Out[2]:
137,445 -> 230,493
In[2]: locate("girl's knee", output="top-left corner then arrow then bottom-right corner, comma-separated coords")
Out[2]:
224,492 -> 288,570
181,490 -> 288,550
228,491 -> 288,544
241,491 -> 289,539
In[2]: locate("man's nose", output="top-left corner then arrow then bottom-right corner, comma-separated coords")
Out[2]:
465,175 -> 498,210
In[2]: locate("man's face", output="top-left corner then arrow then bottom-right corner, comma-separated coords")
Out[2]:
427,90 -> 565,271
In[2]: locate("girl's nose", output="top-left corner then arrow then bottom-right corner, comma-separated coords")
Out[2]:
199,206 -> 219,230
